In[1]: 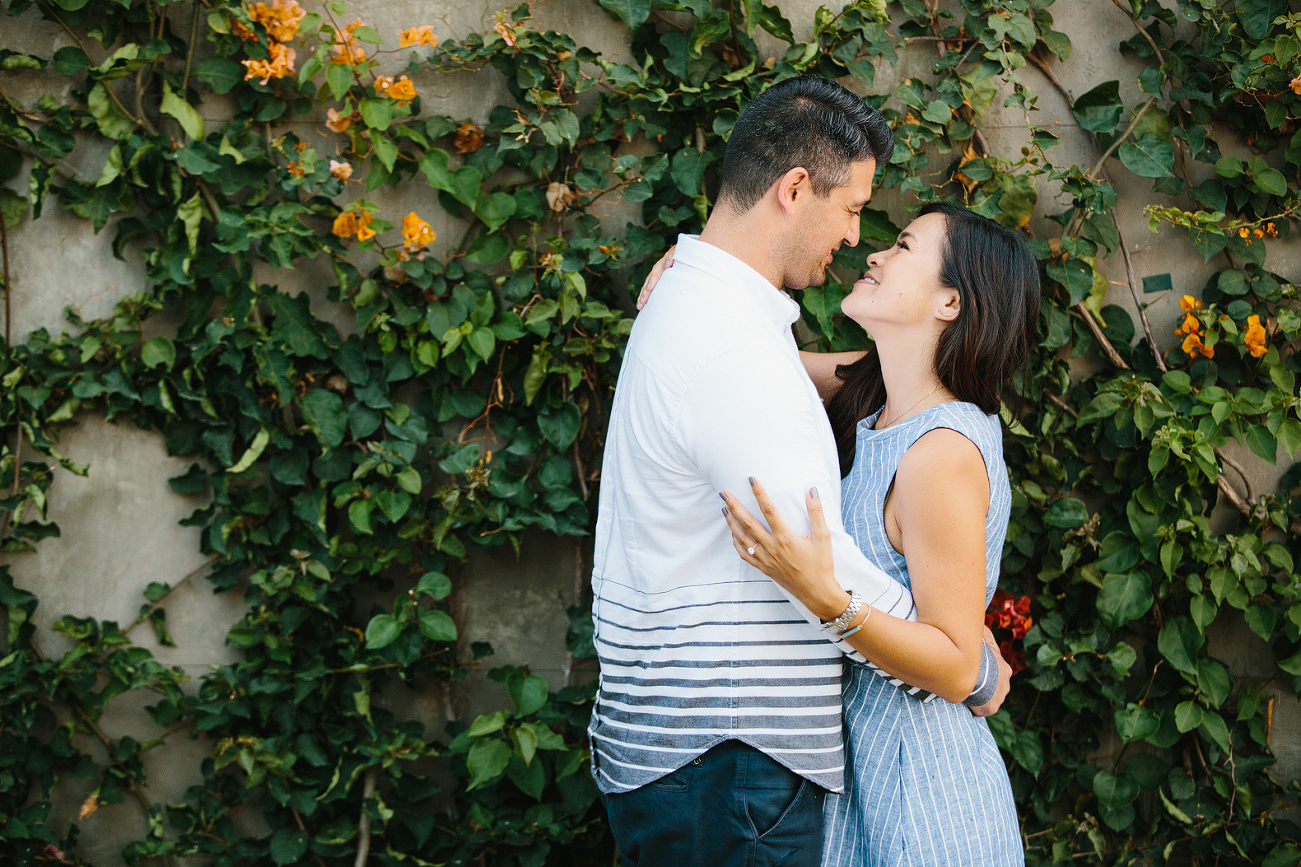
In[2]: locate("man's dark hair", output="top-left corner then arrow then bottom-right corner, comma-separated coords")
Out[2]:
717,76 -> 894,212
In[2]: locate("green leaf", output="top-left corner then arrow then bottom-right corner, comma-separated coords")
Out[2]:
1245,604 -> 1276,641
1043,497 -> 1088,528
512,725 -> 538,766
415,571 -> 451,600
1118,134 -> 1173,178
160,81 -> 205,140
506,750 -> 546,798
327,63 -> 352,100
538,402 -> 582,449
467,327 -> 496,361
365,613 -> 401,649
1097,572 -> 1153,628
1246,424 -> 1277,463
468,711 -> 506,737
1114,703 -> 1160,743
1278,649 -> 1301,675
228,428 -> 270,474
87,83 -> 136,140
52,46 -> 88,75
418,609 -> 457,642
141,337 -> 176,369
1093,770 -> 1139,809
1174,700 -> 1203,732
1071,80 -> 1123,133
176,192 -> 204,255
353,25 -> 383,44
1158,617 -> 1202,676
396,467 -> 422,494
670,148 -> 708,196
299,389 -> 348,449
193,57 -> 242,94
1160,788 -> 1194,824
475,191 -> 517,232
270,829 -> 309,865
466,739 -> 511,789
1264,845 -> 1301,867
509,674 -> 548,717
597,0 -> 652,27
0,188 -> 27,229
1237,0 -> 1289,40
1200,711 -> 1231,753
1190,594 -> 1217,629
1195,658 -> 1231,708
359,97 -> 393,130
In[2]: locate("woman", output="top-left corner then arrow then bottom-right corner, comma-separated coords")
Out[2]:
642,202 -> 1039,865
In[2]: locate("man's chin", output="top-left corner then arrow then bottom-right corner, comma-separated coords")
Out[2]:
784,269 -> 828,292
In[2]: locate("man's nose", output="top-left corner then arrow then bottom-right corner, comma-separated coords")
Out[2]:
845,218 -> 860,247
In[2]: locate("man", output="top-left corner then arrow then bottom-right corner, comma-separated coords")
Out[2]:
589,77 -> 1008,866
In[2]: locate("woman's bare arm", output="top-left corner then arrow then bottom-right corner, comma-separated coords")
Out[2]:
798,350 -> 865,401
721,429 -> 990,702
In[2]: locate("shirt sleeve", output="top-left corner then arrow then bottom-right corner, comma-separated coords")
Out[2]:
676,344 -> 919,660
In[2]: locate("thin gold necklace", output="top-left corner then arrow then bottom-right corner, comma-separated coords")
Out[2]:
877,384 -> 943,429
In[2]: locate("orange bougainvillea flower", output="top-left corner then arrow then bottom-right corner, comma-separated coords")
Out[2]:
242,40 -> 296,85
332,208 -> 375,242
232,18 -> 257,41
328,159 -> 353,181
1244,314 -> 1269,358
399,25 -> 438,48
454,121 -> 485,154
326,107 -> 358,133
1182,331 -> 1214,359
1179,295 -> 1202,313
331,19 -> 368,65
286,160 -> 306,178
401,212 -> 435,250
1291,74 -> 1301,95
1173,312 -> 1201,337
381,75 -> 417,106
249,0 -> 305,43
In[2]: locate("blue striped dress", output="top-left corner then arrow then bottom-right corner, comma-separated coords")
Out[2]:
822,401 -> 1023,867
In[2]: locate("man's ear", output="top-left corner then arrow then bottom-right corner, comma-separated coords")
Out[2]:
936,288 -> 961,322
773,166 -> 811,217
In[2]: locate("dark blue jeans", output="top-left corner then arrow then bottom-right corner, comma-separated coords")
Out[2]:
602,740 -> 825,867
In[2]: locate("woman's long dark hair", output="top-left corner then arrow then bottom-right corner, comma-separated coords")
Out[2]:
824,202 -> 1041,474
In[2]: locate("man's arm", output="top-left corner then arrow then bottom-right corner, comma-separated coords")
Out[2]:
679,344 -> 1004,707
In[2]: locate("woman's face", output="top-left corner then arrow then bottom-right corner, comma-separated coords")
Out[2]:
840,212 -> 955,334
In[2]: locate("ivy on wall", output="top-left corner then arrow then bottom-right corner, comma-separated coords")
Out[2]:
0,0 -> 1298,865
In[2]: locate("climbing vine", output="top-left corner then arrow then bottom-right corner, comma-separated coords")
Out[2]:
0,0 -> 1299,865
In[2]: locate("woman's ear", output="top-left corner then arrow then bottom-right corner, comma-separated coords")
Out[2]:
936,288 -> 961,322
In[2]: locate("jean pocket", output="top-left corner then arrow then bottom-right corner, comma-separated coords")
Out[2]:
745,776 -> 820,840
646,767 -> 690,792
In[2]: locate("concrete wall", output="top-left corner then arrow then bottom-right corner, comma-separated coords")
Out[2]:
2,0 -> 1298,862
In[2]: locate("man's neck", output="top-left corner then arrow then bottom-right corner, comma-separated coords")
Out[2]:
697,207 -> 783,289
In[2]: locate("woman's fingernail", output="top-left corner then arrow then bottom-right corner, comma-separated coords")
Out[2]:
719,492 -> 727,502
748,476 -> 756,486
810,487 -> 819,499
721,506 -> 729,517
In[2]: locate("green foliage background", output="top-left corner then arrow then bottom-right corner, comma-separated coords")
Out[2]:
0,0 -> 1300,864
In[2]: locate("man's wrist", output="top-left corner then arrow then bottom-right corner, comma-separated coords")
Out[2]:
816,588 -> 857,629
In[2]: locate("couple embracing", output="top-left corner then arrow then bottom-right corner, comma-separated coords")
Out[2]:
588,76 -> 1039,866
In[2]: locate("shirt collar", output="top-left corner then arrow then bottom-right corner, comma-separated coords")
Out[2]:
672,233 -> 801,328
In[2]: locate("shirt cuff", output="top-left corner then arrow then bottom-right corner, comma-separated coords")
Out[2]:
962,641 -> 1000,708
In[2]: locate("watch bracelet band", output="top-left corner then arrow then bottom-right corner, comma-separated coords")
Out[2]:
820,589 -> 862,634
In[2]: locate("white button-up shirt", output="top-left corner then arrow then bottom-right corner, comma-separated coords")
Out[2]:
588,234 -> 919,794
